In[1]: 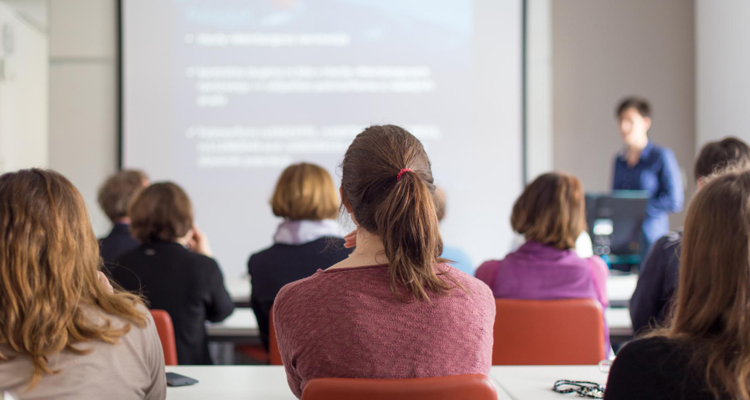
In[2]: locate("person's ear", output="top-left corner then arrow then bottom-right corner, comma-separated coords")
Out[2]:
340,187 -> 353,213
643,116 -> 652,131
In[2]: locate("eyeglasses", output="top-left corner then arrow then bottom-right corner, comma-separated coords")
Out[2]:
552,380 -> 605,398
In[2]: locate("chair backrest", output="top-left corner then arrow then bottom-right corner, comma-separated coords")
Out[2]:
149,309 -> 178,365
493,298 -> 604,365
301,374 -> 497,400
268,307 -> 283,365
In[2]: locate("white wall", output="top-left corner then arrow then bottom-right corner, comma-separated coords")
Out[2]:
49,0 -> 118,236
695,0 -> 750,149
525,0 -> 553,181
0,0 -> 48,173
552,0 -> 696,228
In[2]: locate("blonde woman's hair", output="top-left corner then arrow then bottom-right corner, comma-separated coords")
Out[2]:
0,169 -> 147,388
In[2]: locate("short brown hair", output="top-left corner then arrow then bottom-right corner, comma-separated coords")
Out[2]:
511,172 -> 585,250
616,97 -> 651,119
98,169 -> 149,222
271,163 -> 338,221
694,137 -> 750,181
129,182 -> 193,244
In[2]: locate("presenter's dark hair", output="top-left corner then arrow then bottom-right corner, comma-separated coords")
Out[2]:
616,97 -> 651,119
340,125 -> 456,302
97,169 -> 149,223
129,182 -> 193,244
511,172 -> 585,250
694,137 -> 750,181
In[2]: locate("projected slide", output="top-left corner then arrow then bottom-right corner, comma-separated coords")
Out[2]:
122,0 -> 522,278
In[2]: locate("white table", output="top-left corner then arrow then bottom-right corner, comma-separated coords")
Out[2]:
206,305 -> 632,340
225,276 -> 251,306
165,366 -> 606,400
166,366 -> 295,400
229,272 -> 638,307
207,308 -> 259,338
606,274 -> 637,308
605,307 -> 632,337
489,366 -> 607,400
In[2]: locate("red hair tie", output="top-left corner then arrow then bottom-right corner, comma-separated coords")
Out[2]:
396,168 -> 412,181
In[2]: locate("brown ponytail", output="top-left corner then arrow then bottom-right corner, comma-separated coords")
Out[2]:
341,125 -> 458,302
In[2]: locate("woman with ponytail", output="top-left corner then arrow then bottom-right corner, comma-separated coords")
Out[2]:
273,125 -> 495,398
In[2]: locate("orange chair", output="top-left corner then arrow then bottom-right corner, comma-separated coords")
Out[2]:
268,308 -> 283,365
301,374 -> 497,400
492,298 -> 604,365
149,309 -> 178,366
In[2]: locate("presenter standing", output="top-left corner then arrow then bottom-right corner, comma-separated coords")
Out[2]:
612,97 -> 683,264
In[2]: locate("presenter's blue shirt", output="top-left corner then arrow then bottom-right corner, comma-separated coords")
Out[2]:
612,141 -> 683,245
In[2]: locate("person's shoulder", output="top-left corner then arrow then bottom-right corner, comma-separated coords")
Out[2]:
274,272 -> 324,311
618,336 -> 684,362
651,143 -> 677,159
444,265 -> 495,300
654,230 -> 683,251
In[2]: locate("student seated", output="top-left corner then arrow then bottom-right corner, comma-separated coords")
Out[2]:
475,172 -> 610,353
273,125 -> 495,398
433,187 -> 475,274
630,137 -> 750,334
606,167 -> 750,399
0,169 -> 165,399
109,182 -> 234,365
97,169 -> 149,263
248,162 -> 351,351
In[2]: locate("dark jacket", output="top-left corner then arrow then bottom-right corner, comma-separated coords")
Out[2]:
606,337 -> 721,399
629,230 -> 681,334
110,241 -> 234,365
248,237 -> 352,350
99,223 -> 140,264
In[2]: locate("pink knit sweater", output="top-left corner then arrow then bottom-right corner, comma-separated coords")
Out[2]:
273,264 -> 496,398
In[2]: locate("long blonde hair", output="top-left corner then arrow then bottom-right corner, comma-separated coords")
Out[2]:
0,169 -> 147,387
654,168 -> 750,398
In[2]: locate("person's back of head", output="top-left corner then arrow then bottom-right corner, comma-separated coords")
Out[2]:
694,137 -> 750,184
341,125 -> 451,302
0,169 -> 147,388
97,170 -> 149,224
511,172 -> 585,250
129,182 -> 193,244
271,162 -> 339,221
662,167 -> 750,399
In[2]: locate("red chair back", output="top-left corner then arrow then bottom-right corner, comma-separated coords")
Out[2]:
301,374 -> 497,400
492,298 -> 604,365
149,309 -> 178,365
268,307 -> 283,365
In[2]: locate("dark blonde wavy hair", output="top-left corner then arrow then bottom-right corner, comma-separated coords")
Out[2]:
654,168 -> 750,399
0,169 -> 147,388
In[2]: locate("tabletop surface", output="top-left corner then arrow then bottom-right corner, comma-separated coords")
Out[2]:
227,272 -> 638,305
165,365 -> 607,400
490,365 -> 607,400
207,302 -> 633,338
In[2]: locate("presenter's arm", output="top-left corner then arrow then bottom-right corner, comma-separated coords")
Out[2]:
647,149 -> 683,215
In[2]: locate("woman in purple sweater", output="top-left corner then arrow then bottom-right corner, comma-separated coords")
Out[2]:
475,172 -> 610,353
273,125 -> 496,398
